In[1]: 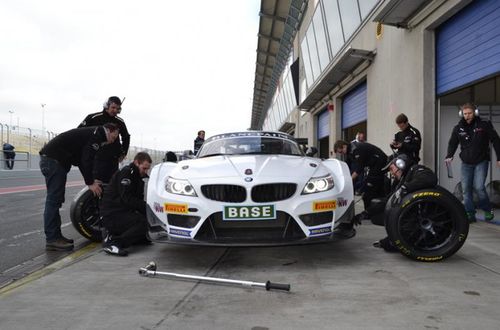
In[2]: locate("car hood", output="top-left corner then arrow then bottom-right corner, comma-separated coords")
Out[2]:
169,155 -> 323,180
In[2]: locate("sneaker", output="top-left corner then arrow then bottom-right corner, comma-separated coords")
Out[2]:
103,244 -> 128,256
61,236 -> 74,244
485,210 -> 494,222
46,239 -> 74,251
102,231 -> 113,247
466,212 -> 477,223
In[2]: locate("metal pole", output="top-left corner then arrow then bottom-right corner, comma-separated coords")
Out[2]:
8,110 -> 14,127
6,124 -> 9,143
138,262 -> 290,291
28,128 -> 32,169
41,103 -> 46,133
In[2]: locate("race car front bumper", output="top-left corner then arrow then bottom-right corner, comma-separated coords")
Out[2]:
146,201 -> 355,247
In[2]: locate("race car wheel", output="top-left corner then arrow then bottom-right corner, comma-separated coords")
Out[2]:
70,187 -> 102,242
385,187 -> 469,262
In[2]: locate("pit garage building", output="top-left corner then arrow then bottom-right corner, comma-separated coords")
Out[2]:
250,0 -> 500,193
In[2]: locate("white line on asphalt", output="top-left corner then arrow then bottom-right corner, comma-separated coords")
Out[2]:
11,222 -> 72,240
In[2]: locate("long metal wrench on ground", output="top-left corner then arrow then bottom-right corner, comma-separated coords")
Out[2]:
138,261 -> 291,292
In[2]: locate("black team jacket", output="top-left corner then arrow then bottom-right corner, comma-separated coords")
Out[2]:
100,162 -> 146,217
39,126 -> 109,185
447,116 -> 500,165
79,110 -> 130,160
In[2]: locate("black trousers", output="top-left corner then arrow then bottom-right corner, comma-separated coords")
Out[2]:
103,211 -> 147,248
4,153 -> 15,169
362,173 -> 386,209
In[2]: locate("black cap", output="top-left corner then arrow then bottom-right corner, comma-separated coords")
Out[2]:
382,154 -> 411,172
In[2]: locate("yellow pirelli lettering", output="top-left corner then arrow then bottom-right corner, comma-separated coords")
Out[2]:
413,192 -> 441,198
164,203 -> 188,214
313,200 -> 337,211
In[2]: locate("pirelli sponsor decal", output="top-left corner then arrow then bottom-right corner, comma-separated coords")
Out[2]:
164,203 -> 188,214
413,192 -> 441,198
313,200 -> 336,212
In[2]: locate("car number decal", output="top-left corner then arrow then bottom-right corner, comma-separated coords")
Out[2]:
223,204 -> 276,221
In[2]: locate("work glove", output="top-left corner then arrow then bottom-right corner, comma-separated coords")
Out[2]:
393,185 -> 408,205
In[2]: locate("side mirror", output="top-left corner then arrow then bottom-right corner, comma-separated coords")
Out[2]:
305,147 -> 318,157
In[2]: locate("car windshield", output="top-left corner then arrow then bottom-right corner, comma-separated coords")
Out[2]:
198,136 -> 304,157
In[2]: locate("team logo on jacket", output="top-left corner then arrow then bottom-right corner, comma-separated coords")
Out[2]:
121,178 -> 131,186
92,143 -> 100,151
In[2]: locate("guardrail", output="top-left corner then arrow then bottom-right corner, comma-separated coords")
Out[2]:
1,122 -> 168,169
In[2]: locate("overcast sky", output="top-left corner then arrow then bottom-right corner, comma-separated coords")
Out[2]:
0,0 -> 260,151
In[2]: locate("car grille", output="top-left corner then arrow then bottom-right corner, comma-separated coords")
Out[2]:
251,183 -> 297,202
194,211 -> 305,242
201,184 -> 246,203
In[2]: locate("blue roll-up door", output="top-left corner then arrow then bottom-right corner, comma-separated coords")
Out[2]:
342,81 -> 367,128
317,110 -> 330,139
436,0 -> 500,95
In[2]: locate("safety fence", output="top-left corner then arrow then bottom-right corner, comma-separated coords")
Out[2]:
0,123 -> 166,169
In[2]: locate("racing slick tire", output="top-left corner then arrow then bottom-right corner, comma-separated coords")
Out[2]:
70,186 -> 102,242
384,187 -> 469,262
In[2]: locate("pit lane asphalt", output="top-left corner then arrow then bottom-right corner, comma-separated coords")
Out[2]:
0,202 -> 499,329
0,169 -> 87,280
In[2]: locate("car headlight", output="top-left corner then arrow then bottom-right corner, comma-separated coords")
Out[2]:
165,177 -> 197,196
301,174 -> 334,194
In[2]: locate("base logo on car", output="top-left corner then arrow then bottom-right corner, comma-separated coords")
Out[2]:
223,204 -> 276,221
313,200 -> 336,212
165,203 -> 188,214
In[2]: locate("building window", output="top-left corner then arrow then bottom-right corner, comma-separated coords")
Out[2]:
338,0 -> 361,41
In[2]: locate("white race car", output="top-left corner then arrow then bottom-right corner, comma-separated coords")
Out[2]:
146,131 -> 355,246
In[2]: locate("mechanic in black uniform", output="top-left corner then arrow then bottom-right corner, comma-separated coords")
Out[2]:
193,130 -> 205,155
390,113 -> 421,163
334,140 -> 388,209
368,154 -> 438,252
3,142 -> 15,169
78,96 -> 130,183
100,152 -> 152,256
39,124 -> 120,251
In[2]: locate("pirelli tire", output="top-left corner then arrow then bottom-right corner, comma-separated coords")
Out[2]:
384,187 -> 469,262
70,186 -> 102,242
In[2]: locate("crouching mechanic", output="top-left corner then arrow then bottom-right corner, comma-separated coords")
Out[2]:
100,152 -> 152,256
367,154 -> 438,252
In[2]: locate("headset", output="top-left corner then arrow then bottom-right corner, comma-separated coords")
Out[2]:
103,96 -> 123,113
458,103 -> 479,117
394,156 -> 407,170
386,154 -> 410,171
